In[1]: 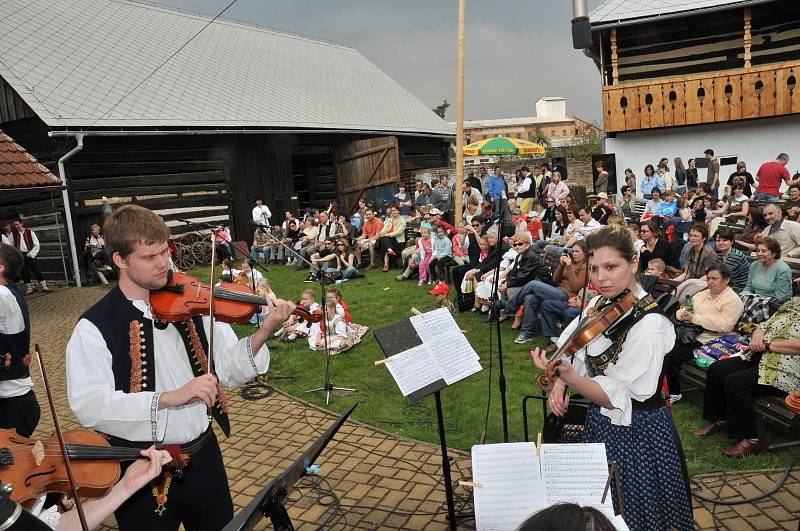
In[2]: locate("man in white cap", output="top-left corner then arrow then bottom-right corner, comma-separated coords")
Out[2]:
591,192 -> 615,225
427,208 -> 456,236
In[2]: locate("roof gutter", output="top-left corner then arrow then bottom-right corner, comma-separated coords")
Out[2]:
47,128 -> 455,140
57,134 -> 84,288
589,0 -> 776,30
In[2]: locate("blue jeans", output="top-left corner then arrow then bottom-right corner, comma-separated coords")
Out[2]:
340,265 -> 359,279
505,279 -> 539,314
251,247 -> 271,262
753,192 -> 780,202
520,282 -> 568,335
532,240 -> 549,251
540,299 -> 581,337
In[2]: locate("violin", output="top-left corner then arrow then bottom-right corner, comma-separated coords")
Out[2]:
150,271 -> 321,325
0,428 -> 184,508
537,291 -> 638,390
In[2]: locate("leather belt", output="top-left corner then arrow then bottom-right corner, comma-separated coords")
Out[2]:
179,426 -> 213,456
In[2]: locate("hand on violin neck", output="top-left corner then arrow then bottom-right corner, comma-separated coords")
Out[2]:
117,446 -> 173,497
159,374 -> 218,409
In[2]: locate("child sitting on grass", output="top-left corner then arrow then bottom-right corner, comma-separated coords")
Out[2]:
428,282 -> 455,313
250,278 -> 277,325
275,288 -> 320,342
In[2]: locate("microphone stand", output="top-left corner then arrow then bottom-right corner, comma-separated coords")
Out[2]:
489,195 -> 511,442
178,218 -> 271,325
255,222 -> 356,405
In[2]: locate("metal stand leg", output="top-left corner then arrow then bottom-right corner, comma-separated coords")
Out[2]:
434,391 -> 458,531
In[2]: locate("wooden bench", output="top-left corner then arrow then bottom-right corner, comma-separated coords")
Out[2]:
682,362 -> 800,450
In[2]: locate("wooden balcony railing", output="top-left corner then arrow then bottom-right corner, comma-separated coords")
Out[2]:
602,60 -> 800,133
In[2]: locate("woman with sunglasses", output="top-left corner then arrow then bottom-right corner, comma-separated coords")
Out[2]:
534,206 -> 569,251
334,240 -> 359,281
531,226 -> 693,531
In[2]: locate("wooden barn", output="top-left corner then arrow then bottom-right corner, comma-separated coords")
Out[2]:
583,0 -> 800,196
0,0 -> 452,285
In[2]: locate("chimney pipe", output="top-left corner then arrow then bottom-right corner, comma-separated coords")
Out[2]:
572,0 -> 588,19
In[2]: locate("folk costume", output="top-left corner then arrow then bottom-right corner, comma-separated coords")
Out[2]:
556,287 -> 694,531
66,286 -> 269,531
0,283 -> 39,437
11,227 -> 49,293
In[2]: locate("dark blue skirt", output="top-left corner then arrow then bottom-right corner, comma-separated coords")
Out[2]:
583,406 -> 695,531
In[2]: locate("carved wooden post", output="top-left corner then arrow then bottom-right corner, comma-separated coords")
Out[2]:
611,29 -> 619,85
744,7 -> 752,69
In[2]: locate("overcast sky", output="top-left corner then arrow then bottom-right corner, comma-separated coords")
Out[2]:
157,0 -> 606,124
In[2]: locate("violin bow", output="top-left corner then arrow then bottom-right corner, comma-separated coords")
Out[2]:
207,232 -> 217,376
34,344 -> 90,531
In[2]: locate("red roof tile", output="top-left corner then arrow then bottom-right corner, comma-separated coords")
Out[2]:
0,130 -> 62,188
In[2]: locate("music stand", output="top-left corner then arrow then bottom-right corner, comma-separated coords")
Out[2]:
222,403 -> 357,531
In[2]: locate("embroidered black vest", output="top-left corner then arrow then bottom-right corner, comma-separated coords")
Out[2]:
0,285 -> 31,381
584,294 -> 663,377
81,287 -> 230,439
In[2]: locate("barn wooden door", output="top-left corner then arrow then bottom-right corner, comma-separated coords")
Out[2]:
335,136 -> 400,214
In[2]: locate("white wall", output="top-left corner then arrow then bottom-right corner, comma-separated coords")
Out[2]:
605,114 -> 800,198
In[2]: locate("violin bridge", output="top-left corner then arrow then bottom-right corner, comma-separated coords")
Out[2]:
32,439 -> 45,466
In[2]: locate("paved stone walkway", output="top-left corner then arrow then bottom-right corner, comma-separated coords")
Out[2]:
20,288 -> 800,530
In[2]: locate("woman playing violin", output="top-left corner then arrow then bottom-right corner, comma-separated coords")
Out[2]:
531,226 -> 694,531
65,205 -> 295,531
31,446 -> 172,530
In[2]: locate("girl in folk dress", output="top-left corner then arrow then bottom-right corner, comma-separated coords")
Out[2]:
532,226 -> 694,531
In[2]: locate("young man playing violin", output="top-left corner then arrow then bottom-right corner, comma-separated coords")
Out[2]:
66,205 -> 295,531
0,243 -> 40,438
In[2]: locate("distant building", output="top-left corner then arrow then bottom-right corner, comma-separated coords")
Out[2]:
583,0 -> 800,195
452,97 -> 600,165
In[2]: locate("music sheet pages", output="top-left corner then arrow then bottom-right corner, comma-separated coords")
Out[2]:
471,442 -> 629,531
385,308 -> 482,396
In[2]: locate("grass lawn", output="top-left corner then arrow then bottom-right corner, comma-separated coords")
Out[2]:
189,263 -> 799,476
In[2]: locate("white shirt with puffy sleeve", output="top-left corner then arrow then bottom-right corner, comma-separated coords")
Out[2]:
557,287 -> 676,426
66,299 -> 268,444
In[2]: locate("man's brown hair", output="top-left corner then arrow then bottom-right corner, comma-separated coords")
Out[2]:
103,204 -> 170,259
0,243 -> 24,282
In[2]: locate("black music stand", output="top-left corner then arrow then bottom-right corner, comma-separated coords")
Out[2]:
222,403 -> 357,531
373,320 -> 460,531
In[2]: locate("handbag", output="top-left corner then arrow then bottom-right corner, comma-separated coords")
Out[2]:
672,320 -> 704,344
542,400 -> 589,444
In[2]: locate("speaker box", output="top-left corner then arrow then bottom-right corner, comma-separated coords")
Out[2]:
591,153 -> 617,195
571,17 -> 593,50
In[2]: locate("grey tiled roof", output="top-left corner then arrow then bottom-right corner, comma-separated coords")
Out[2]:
0,0 -> 453,135
590,0 -> 764,26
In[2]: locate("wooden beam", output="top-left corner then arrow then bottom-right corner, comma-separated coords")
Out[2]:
611,29 -> 619,85
454,0 -> 465,225
744,7 -> 752,69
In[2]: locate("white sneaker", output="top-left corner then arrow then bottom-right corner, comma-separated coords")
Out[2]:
418,280 -> 424,286
669,394 -> 683,404
273,327 -> 285,338
550,337 -> 560,344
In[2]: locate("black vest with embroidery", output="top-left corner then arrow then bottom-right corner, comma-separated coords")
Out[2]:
584,294 -> 664,378
0,285 -> 31,381
81,287 -> 230,440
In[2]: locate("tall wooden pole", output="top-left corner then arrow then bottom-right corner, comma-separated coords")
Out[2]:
454,0 -> 465,225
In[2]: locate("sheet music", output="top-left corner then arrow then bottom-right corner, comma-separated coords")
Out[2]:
384,344 -> 443,397
539,443 -> 612,507
410,307 -> 459,342
471,443 -> 545,531
427,334 -> 482,385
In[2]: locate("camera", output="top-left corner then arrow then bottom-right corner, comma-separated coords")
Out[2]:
562,249 -> 570,256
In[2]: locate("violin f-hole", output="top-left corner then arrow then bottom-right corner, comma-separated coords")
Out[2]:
25,466 -> 57,488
